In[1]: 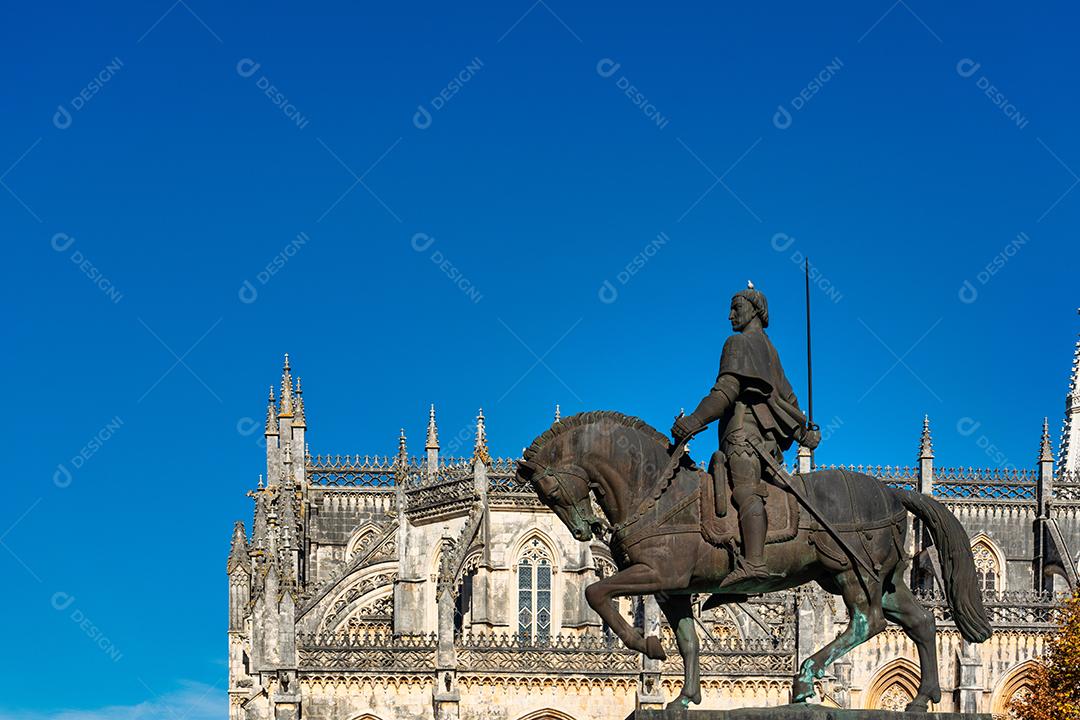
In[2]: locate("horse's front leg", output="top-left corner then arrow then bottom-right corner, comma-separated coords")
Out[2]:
658,594 -> 701,709
584,563 -> 666,660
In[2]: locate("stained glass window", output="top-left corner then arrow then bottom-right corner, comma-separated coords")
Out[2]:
517,539 -> 553,641
972,541 -> 1000,593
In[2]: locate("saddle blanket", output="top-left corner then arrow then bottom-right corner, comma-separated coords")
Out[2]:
699,466 -> 800,547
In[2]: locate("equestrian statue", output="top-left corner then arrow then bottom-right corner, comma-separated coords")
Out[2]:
516,283 -> 991,712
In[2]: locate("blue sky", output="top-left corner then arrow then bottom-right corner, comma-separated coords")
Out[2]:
3,0 -> 1079,716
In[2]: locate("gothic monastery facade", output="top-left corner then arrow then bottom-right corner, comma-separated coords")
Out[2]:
227,326 -> 1080,720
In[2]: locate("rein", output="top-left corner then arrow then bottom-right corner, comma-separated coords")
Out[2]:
536,466 -> 612,537
609,442 -> 691,546
531,423 -> 699,549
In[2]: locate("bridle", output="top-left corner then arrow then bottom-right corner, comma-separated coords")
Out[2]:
532,464 -> 612,538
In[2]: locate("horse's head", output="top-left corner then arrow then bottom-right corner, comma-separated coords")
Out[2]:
518,411 -> 672,544
517,458 -> 598,542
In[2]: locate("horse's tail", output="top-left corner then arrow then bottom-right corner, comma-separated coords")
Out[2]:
893,489 -> 992,643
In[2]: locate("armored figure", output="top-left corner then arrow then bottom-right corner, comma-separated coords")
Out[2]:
672,283 -> 820,588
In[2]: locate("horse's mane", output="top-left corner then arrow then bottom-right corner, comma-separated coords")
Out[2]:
521,410 -> 670,461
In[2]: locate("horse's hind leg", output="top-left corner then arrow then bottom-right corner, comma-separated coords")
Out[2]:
793,570 -> 885,703
658,594 -> 701,709
883,570 -> 941,711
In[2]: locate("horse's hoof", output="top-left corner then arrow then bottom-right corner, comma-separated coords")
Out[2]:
791,679 -> 815,703
644,635 -> 667,661
905,700 -> 929,713
665,696 -> 690,711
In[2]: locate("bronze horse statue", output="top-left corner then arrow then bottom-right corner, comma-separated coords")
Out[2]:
516,411 -> 991,711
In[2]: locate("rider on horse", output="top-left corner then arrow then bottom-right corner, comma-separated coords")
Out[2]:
671,282 -> 821,589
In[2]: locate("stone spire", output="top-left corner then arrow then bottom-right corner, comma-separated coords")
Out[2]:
917,415 -> 935,497
426,404 -> 440,475
264,386 -> 278,436
278,353 -> 294,417
227,521 -> 252,637
1040,417 -> 1054,463
292,377 -> 306,427
554,404 -> 561,423
426,404 -> 440,450
397,428 -> 408,464
473,408 -> 491,465
918,415 -> 934,459
1059,312 -> 1080,475
250,484 -> 269,553
227,520 -> 251,574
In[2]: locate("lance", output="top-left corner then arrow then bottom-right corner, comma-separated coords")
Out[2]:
804,257 -> 817,466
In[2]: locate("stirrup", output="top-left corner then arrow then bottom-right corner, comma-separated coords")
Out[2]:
719,558 -> 773,589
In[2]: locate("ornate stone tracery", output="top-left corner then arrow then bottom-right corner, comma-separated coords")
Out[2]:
229,352 -> 1080,720
970,535 -> 1005,593
865,658 -> 921,711
517,538 -> 555,641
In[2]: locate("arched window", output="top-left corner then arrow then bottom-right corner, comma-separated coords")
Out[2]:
991,660 -> 1040,719
454,551 -> 481,634
517,538 -> 553,641
972,539 -> 1001,593
515,711 -> 577,720
345,525 -> 379,562
865,659 -> 921,711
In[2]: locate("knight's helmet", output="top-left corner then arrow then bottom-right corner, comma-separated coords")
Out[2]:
734,281 -> 769,328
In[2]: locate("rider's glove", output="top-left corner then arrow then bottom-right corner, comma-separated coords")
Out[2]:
797,426 -> 821,450
671,414 -> 703,441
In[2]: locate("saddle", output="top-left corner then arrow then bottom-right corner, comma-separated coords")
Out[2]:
699,451 -> 800,547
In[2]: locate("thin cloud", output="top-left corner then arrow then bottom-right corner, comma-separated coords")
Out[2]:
0,681 -> 224,720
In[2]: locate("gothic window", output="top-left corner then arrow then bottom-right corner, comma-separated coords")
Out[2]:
972,540 -> 1001,594
878,683 -> 914,712
517,539 -> 553,641
1005,685 -> 1033,719
595,556 -> 637,639
866,659 -> 920,712
992,661 -> 1040,719
454,569 -> 475,634
454,552 -> 481,634
345,526 -> 378,562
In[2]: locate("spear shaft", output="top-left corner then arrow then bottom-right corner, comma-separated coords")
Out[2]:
805,258 -> 815,466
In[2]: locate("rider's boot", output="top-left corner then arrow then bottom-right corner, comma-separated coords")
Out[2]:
719,497 -> 771,589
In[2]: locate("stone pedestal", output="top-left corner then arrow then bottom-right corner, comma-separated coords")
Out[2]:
630,706 -> 991,720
